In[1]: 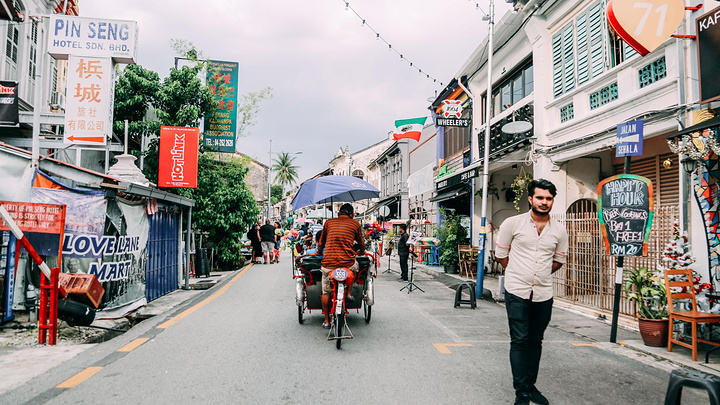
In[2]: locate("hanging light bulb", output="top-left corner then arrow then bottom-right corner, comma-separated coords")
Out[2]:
361,19 -> 365,26
400,54 -> 403,59
376,33 -> 380,40
345,2 -> 349,11
388,44 -> 392,51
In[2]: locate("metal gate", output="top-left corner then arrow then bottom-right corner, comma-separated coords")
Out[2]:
146,210 -> 180,302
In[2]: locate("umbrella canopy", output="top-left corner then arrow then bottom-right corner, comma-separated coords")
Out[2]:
306,208 -> 334,219
295,218 -> 314,224
291,175 -> 380,211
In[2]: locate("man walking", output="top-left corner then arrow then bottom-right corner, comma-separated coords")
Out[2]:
397,224 -> 409,282
259,219 -> 276,264
495,179 -> 568,405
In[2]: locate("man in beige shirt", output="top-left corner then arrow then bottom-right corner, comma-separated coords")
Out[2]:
495,179 -> 568,405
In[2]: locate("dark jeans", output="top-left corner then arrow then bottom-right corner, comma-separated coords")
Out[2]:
399,253 -> 409,280
505,292 -> 553,394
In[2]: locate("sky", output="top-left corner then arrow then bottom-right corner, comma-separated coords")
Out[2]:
82,0 -> 514,182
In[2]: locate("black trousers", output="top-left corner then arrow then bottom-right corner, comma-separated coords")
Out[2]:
505,292 -> 553,393
399,253 -> 409,280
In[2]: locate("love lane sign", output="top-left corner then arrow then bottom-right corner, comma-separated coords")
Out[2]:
607,0 -> 685,56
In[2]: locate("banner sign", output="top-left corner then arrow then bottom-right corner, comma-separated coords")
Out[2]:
616,120 -> 644,157
64,56 -> 113,146
435,117 -> 470,127
204,60 -> 239,153
0,81 -> 18,126
158,126 -> 199,188
48,15 -> 139,64
0,201 -> 65,234
697,6 -> 720,104
607,0 -> 684,56
436,167 -> 479,190
598,175 -> 654,256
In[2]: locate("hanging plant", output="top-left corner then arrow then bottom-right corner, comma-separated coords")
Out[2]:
475,183 -> 499,200
510,169 -> 533,212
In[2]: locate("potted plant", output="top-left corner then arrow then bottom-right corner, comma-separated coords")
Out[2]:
435,209 -> 467,274
510,171 -> 533,211
623,266 -> 668,347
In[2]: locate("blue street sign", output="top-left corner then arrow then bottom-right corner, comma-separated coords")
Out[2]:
616,120 -> 644,157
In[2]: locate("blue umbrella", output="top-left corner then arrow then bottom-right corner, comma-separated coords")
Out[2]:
291,175 -> 380,211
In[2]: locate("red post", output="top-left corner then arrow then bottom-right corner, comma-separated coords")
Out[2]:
38,268 -> 48,345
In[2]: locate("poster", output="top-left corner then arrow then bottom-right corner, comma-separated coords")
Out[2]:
0,81 -> 19,126
203,60 -> 238,153
158,126 -> 199,188
598,174 -> 654,256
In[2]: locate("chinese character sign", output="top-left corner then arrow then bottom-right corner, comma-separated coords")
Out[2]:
64,56 -> 113,145
158,126 -> 199,188
204,60 -> 238,153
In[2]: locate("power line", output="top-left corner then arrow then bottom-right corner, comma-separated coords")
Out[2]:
336,0 -> 444,87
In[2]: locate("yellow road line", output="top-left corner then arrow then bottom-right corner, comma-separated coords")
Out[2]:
618,341 -> 626,347
433,343 -> 472,354
56,367 -> 103,388
157,264 -> 251,329
117,338 -> 149,352
572,343 -> 599,347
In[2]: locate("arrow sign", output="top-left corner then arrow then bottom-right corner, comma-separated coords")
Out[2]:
66,135 -> 105,144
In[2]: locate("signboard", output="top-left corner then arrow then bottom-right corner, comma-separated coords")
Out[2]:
0,81 -> 18,126
598,175 -> 654,256
0,201 -> 65,234
697,6 -> 720,104
435,117 -> 470,127
158,126 -> 199,188
436,167 -> 479,190
64,56 -> 113,146
204,60 -> 239,153
441,99 -> 462,118
616,120 -> 644,157
607,0 -> 684,56
48,15 -> 139,64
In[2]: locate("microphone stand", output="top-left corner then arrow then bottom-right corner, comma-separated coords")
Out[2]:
400,245 -> 424,293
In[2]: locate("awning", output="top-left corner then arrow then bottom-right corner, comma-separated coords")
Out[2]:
362,195 -> 399,215
430,185 -> 469,202
666,115 -> 720,139
0,1 -> 21,22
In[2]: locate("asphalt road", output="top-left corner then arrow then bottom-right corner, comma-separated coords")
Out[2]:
2,253 -> 706,404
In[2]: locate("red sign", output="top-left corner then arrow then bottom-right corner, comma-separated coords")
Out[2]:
0,201 -> 66,234
158,126 -> 199,188
607,0 -> 684,56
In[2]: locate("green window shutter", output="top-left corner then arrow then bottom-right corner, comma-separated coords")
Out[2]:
562,22 -> 575,93
576,13 -> 589,85
552,31 -> 564,98
623,41 -> 638,60
588,2 -> 605,78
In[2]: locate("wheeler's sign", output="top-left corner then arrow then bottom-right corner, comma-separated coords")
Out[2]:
435,117 -> 470,127
48,15 -> 138,64
598,175 -> 654,256
158,126 -> 199,188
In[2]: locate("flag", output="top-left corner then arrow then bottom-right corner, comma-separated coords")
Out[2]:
393,117 -> 426,141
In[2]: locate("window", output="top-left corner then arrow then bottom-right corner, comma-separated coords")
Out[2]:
5,24 -> 18,80
638,57 -> 667,88
552,22 -> 575,98
444,108 -> 471,159
352,169 -> 364,179
560,103 -> 574,123
489,62 -> 534,119
589,82 -> 618,109
28,22 -> 37,79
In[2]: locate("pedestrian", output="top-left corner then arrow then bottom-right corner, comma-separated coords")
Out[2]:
397,224 -> 409,282
247,224 -> 262,264
259,219 -> 277,264
274,222 -> 283,263
495,179 -> 568,405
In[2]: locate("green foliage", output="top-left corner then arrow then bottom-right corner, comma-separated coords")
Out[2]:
112,64 -> 161,152
272,152 -> 299,189
271,185 -> 283,205
623,267 -> 668,319
435,209 -> 467,267
237,87 -> 273,139
511,172 -> 533,211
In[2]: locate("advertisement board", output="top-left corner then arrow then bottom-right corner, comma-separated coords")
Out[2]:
158,126 -> 199,188
598,175 -> 654,256
64,56 -> 114,146
48,15 -> 139,64
203,60 -> 238,153
0,81 -> 18,127
696,6 -> 720,104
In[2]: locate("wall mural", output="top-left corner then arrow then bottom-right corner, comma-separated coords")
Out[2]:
693,151 -> 720,287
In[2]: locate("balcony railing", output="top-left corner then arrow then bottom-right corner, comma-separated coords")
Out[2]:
479,103 -> 534,159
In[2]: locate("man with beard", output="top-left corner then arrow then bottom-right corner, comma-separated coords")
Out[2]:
495,179 -> 568,405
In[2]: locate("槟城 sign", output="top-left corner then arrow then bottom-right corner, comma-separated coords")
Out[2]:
598,175 -> 654,256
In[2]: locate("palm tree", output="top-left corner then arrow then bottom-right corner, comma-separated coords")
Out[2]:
272,152 -> 299,189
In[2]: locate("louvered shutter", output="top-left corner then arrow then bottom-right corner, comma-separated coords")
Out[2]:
552,31 -> 564,98
576,13 -> 589,85
562,23 -> 575,93
588,2 -> 605,78
613,153 -> 679,208
623,41 -> 638,60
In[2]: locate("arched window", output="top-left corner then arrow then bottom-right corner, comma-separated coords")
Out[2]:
352,169 -> 364,179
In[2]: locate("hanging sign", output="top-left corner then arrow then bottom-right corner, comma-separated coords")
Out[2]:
607,0 -> 685,56
48,15 -> 139,64
696,6 -> 720,104
203,60 -> 239,153
0,81 -> 18,127
64,56 -> 113,145
598,175 -> 654,256
616,120 -> 644,157
441,99 -> 462,118
158,126 -> 199,188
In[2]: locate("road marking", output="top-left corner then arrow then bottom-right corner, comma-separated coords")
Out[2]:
572,343 -> 599,347
410,301 -> 462,342
434,343 -> 472,354
56,367 -> 103,388
117,338 -> 149,352
157,264 -> 251,329
618,341 -> 626,347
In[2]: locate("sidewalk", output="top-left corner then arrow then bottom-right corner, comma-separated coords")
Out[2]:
390,254 -> 720,377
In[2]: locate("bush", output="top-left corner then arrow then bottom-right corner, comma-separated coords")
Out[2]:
436,209 -> 467,267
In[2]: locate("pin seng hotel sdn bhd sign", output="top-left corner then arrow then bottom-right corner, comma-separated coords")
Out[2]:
598,175 -> 654,257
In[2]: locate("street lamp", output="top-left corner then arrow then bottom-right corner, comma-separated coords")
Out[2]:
268,139 -> 302,220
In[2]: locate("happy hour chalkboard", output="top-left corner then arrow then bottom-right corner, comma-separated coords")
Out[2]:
597,175 -> 654,257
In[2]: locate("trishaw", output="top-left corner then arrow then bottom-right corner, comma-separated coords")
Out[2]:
294,253 -> 376,349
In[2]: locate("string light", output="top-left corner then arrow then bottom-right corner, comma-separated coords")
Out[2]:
335,0 -> 443,87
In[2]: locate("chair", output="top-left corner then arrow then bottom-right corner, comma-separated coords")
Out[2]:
664,268 -> 720,361
488,249 -> 502,276
457,245 -> 477,279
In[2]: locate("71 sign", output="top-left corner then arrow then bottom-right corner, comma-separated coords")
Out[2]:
607,0 -> 685,56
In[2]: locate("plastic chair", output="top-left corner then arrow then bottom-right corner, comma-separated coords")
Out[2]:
664,368 -> 720,405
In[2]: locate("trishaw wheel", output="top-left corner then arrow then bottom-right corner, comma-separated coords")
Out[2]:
335,315 -> 344,349
298,305 -> 304,324
363,300 -> 372,323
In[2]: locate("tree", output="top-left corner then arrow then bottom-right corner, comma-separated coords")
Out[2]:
272,152 -> 299,189
271,185 -> 283,205
236,87 -> 273,141
112,64 -> 161,154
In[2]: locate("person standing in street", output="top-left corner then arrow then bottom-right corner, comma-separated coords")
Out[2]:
259,219 -> 277,264
247,224 -> 262,264
397,224 -> 409,282
495,179 -> 568,405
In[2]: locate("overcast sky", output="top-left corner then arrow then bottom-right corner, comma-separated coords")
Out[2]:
82,0 -> 513,182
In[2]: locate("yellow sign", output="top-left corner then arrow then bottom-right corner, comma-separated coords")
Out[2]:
607,0 -> 684,56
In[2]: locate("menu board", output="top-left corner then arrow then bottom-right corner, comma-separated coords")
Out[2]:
597,175 -> 654,257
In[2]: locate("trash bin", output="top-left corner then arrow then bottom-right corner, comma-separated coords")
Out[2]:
195,248 -> 210,277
